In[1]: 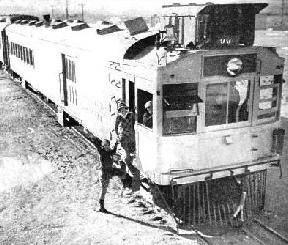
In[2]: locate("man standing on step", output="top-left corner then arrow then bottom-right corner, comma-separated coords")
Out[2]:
115,101 -> 140,193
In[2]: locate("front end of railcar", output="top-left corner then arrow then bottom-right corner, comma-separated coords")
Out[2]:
136,2 -> 286,226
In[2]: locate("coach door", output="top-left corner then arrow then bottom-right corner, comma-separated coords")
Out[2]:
61,54 -> 77,107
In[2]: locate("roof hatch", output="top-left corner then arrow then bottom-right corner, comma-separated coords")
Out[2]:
124,17 -> 148,36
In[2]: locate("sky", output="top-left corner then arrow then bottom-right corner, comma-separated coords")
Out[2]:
0,0 -> 285,18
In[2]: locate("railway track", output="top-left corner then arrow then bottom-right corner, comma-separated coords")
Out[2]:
11,74 -> 288,245
185,218 -> 288,245
242,219 -> 288,245
14,77 -> 99,152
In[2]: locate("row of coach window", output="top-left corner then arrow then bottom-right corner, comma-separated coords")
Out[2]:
9,42 -> 34,66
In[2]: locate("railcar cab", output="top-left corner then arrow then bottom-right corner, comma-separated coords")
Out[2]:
133,3 -> 285,185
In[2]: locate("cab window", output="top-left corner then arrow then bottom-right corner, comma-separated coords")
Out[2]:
163,83 -> 201,135
137,89 -> 153,129
205,80 -> 250,127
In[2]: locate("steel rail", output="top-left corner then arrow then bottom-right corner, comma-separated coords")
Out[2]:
10,76 -> 98,152
242,219 -> 288,245
18,80 -> 57,115
242,227 -> 267,245
12,72 -> 288,245
252,219 -> 288,244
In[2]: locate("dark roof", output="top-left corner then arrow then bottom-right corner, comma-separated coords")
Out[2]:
198,3 -> 268,15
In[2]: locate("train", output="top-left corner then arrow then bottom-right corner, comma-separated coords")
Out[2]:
0,3 -> 286,226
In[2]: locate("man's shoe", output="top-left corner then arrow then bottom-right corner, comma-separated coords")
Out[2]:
99,207 -> 108,213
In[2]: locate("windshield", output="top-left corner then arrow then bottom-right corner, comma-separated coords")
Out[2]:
205,80 -> 250,127
163,83 -> 201,135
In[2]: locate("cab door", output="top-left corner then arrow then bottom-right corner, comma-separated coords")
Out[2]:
122,75 -> 135,112
134,77 -> 156,171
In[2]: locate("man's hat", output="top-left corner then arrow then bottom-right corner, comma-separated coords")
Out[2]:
145,101 -> 152,109
117,101 -> 128,112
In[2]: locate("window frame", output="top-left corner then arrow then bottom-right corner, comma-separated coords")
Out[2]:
162,83 -> 200,136
203,78 -> 253,132
253,75 -> 282,125
136,88 -> 153,130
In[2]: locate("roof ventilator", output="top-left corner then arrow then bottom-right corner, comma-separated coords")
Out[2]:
28,20 -> 37,26
35,21 -> 44,27
51,21 -> 67,29
96,25 -> 122,35
74,20 -> 84,23
71,23 -> 89,31
20,20 -> 29,25
102,20 -> 112,25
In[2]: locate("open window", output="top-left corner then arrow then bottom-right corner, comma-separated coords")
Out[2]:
163,83 -> 202,135
137,89 -> 153,129
205,80 -> 250,127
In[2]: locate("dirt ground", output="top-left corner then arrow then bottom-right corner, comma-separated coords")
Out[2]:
0,71 -> 200,245
1,32 -> 288,244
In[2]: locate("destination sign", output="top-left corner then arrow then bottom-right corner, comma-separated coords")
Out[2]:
203,53 -> 257,77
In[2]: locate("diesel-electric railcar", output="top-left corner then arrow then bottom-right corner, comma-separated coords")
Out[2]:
0,3 -> 285,225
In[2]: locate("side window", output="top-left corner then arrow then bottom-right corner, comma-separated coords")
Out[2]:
20,46 -> 23,61
205,80 -> 250,127
257,75 -> 281,120
64,57 -> 76,83
163,83 -> 201,135
137,89 -> 153,129
17,44 -> 20,58
26,48 -> 30,64
23,47 -> 27,63
30,49 -> 34,66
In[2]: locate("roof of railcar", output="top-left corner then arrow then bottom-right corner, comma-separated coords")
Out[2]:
5,20 -> 156,62
0,21 -> 9,31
